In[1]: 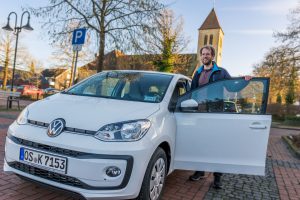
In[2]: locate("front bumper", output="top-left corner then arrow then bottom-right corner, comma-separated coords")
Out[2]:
4,122 -> 155,199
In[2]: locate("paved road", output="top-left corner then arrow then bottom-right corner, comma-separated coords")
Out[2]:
0,100 -> 33,110
0,112 -> 299,200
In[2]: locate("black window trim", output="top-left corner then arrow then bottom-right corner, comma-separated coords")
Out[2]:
168,78 -> 190,111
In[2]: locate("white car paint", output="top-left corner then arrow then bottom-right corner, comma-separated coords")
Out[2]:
174,113 -> 271,175
29,94 -> 160,131
4,70 -> 271,199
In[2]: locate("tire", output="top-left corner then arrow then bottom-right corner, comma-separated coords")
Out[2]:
136,147 -> 167,200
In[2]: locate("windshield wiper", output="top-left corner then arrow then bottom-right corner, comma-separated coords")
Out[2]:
61,91 -> 77,95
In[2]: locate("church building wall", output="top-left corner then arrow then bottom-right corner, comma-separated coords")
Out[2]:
197,29 -> 224,67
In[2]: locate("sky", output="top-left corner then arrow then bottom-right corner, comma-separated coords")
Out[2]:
0,0 -> 299,76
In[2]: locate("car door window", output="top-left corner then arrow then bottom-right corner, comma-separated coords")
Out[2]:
176,78 -> 269,114
174,80 -> 189,97
169,79 -> 189,110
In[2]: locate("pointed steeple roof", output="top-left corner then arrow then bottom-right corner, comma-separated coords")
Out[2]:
199,8 -> 223,32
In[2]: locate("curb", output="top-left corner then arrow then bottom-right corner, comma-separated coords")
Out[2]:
271,125 -> 300,131
282,136 -> 300,158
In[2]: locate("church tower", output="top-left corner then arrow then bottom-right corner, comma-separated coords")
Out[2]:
197,8 -> 224,66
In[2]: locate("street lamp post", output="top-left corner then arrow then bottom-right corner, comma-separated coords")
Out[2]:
2,11 -> 33,108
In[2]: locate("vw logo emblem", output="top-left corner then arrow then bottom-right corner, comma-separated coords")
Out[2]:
47,118 -> 65,137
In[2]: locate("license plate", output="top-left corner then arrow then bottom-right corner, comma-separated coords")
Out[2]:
19,147 -> 67,174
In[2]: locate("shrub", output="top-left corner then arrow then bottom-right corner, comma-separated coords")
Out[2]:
276,93 -> 282,104
283,115 -> 300,126
272,114 -> 285,122
285,116 -> 300,121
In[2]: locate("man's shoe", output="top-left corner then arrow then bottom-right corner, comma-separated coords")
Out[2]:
189,171 -> 205,181
212,181 -> 223,189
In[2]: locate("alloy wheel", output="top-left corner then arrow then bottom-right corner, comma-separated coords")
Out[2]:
149,158 -> 166,200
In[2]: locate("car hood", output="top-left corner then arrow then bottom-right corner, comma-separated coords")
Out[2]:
27,93 -> 160,131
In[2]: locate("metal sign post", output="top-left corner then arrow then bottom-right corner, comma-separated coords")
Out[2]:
71,28 -> 86,86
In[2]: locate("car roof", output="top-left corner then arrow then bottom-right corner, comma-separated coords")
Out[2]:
102,70 -> 189,79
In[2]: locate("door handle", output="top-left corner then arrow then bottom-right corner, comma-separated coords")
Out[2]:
249,123 -> 266,129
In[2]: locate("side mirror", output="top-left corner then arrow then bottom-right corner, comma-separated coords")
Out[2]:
180,99 -> 198,112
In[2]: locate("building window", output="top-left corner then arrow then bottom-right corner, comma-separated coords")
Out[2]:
209,34 -> 213,45
204,35 -> 208,45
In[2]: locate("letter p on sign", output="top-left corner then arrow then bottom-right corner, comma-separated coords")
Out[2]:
72,28 -> 87,45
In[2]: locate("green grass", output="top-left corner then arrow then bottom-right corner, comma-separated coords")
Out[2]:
272,115 -> 300,127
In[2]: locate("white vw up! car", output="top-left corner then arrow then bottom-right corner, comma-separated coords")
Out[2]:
4,71 -> 271,199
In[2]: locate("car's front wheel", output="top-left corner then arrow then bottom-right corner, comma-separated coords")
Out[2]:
136,147 -> 167,200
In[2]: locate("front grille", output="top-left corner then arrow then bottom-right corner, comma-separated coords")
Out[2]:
10,162 -> 85,188
27,119 -> 97,136
9,135 -> 86,157
28,120 -> 49,128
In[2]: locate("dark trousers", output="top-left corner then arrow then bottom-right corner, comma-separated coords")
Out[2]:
213,172 -> 222,183
198,171 -> 222,183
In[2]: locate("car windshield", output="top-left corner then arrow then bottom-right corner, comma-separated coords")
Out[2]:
64,71 -> 173,103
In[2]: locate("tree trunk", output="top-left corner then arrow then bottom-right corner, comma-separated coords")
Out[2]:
2,43 -> 10,89
96,1 -> 107,73
97,32 -> 105,72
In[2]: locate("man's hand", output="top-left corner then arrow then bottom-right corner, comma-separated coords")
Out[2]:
244,76 -> 252,81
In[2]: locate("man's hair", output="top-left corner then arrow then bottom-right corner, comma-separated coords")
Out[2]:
200,45 -> 215,57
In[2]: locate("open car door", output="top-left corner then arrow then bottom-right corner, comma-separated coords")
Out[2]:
173,78 -> 271,175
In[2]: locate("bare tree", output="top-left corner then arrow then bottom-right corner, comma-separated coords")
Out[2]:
253,45 -> 299,104
50,22 -> 94,68
30,0 -> 164,73
141,9 -> 190,72
0,30 -> 31,89
276,5 -> 300,50
50,29 -> 94,86
0,31 -> 15,89
29,60 -> 44,88
274,4 -> 300,104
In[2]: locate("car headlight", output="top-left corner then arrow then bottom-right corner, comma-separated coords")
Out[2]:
95,119 -> 151,142
16,107 -> 29,125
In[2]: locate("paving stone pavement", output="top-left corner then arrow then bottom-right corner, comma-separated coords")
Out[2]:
204,159 -> 280,200
0,99 -> 33,109
0,111 -> 300,200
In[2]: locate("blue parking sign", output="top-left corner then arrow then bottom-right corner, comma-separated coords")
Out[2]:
72,28 -> 87,45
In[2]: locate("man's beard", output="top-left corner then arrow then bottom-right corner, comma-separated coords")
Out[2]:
202,59 -> 212,65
